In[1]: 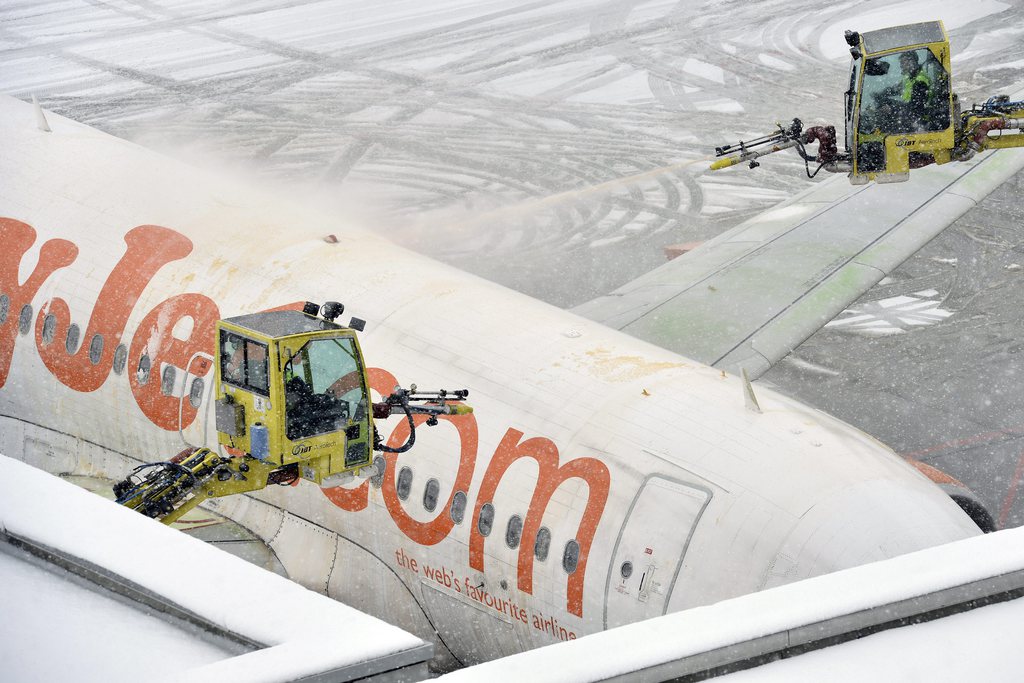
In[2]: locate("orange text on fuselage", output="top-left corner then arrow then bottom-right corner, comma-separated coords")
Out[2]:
0,218 -> 611,618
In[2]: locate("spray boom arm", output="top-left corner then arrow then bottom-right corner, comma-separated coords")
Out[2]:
711,119 -> 848,177
373,385 -> 472,453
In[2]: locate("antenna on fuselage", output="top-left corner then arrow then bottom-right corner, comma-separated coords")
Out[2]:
32,94 -> 51,133
741,368 -> 762,414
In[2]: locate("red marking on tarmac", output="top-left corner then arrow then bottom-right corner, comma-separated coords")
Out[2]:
905,429 -> 1024,530
901,426 -> 1024,460
997,450 -> 1024,530
663,242 -> 703,260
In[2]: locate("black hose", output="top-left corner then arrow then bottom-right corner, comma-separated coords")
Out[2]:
807,162 -> 827,179
374,400 -> 418,453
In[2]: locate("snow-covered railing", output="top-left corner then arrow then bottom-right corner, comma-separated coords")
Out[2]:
437,524 -> 1024,682
0,455 -> 432,683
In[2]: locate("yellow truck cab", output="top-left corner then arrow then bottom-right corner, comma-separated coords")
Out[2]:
216,305 -> 373,486
846,21 -> 954,183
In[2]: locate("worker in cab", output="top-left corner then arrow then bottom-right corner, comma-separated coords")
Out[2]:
284,351 -> 317,439
896,50 -> 933,131
863,49 -> 935,135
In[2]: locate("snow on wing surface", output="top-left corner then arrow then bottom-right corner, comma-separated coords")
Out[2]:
574,137 -> 1024,379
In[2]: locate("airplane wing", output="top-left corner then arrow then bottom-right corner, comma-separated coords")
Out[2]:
573,141 -> 1024,380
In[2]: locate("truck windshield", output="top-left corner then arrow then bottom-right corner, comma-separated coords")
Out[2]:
858,48 -> 949,135
284,337 -> 366,440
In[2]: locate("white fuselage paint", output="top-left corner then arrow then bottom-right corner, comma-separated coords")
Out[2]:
0,96 -> 979,669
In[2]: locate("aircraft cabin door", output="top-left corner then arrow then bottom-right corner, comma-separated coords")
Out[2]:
604,475 -> 710,630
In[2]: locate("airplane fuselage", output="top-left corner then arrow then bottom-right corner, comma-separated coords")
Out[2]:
0,96 -> 980,668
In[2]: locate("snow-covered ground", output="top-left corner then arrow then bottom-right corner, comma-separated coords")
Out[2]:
2,1 -> 1021,306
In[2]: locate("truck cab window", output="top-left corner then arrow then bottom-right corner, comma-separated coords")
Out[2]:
284,337 -> 367,441
859,48 -> 948,135
245,340 -> 268,392
220,332 -> 246,387
220,331 -> 269,397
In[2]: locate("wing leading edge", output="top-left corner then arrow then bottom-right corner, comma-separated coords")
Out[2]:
574,111 -> 1024,380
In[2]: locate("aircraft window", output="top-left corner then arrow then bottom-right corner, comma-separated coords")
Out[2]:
137,354 -> 151,385
189,377 -> 204,408
112,344 -> 128,375
0,294 -> 8,324
620,561 -> 633,579
505,514 -> 523,549
65,323 -> 81,354
423,478 -> 440,512
450,490 -> 467,524
478,503 -> 495,537
562,539 -> 580,575
397,466 -> 413,501
370,455 -> 386,488
534,527 -> 551,561
19,304 -> 32,335
89,334 -> 104,365
161,365 -> 177,396
41,314 -> 56,345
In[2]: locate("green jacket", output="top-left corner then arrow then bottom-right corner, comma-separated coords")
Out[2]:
901,70 -> 931,104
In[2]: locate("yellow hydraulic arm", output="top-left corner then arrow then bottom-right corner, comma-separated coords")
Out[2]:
113,447 -> 282,525
957,97 -> 1024,157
